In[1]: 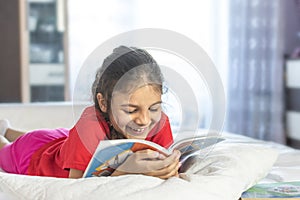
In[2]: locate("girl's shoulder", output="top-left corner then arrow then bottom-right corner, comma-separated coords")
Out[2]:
68,106 -> 110,147
80,106 -> 104,120
74,105 -> 109,133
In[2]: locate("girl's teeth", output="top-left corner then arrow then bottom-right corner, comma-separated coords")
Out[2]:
131,127 -> 144,132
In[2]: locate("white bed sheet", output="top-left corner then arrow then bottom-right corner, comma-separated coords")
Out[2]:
222,132 -> 300,183
0,132 -> 299,200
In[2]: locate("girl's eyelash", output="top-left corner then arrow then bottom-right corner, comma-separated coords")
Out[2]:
123,105 -> 161,114
149,106 -> 161,112
123,110 -> 137,114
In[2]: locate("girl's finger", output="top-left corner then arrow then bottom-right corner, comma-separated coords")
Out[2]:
148,150 -> 180,170
158,162 -> 182,179
146,159 -> 180,177
135,149 -> 162,160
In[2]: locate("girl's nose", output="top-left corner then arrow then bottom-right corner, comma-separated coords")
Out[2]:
135,111 -> 150,126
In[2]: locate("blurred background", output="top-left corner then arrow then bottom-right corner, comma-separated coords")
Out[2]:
0,0 -> 300,148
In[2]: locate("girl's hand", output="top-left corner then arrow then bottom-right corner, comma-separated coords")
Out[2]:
112,149 -> 181,179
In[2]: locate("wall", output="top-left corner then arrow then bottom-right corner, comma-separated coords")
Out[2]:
1,1 -> 299,102
0,0 -> 22,102
0,1 -> 299,135
0,103 -> 86,131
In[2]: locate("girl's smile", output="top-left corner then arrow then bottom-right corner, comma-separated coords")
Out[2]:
126,125 -> 147,137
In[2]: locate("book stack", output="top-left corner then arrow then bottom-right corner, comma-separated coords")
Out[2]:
285,59 -> 300,149
240,181 -> 300,200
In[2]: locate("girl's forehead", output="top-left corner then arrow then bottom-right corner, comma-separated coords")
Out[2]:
113,83 -> 161,95
111,85 -> 161,103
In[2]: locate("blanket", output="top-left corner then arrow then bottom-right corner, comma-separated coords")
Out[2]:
0,136 -> 278,200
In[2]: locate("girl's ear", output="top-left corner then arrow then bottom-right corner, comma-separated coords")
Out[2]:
96,93 -> 107,113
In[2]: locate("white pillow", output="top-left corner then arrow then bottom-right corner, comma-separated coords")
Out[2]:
0,142 -> 278,200
180,143 -> 278,199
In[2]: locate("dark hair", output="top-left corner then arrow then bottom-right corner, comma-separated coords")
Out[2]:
92,46 -> 164,118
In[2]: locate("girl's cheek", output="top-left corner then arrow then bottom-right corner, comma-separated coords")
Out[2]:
152,112 -> 162,123
115,112 -> 131,128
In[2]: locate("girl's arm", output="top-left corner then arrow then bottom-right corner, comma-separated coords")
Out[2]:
69,168 -> 84,178
68,150 -> 180,179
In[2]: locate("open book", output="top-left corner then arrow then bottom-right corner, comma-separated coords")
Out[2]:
83,134 -> 224,177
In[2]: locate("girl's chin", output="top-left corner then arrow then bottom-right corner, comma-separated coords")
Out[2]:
126,135 -> 147,140
124,132 -> 148,140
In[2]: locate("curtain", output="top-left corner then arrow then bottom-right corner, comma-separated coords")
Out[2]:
225,0 -> 286,143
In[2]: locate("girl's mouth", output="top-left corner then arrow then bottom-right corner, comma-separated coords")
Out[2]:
127,126 -> 147,136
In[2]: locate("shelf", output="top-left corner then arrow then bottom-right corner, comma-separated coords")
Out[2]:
25,0 -> 67,102
286,59 -> 300,88
28,0 -> 56,4
285,59 -> 300,149
30,31 -> 63,41
29,63 -> 65,86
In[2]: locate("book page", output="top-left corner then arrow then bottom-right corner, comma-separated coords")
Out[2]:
170,136 -> 224,154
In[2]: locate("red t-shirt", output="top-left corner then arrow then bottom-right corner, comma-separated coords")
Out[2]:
27,106 -> 173,178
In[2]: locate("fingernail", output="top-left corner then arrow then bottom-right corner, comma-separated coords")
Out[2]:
152,151 -> 159,158
158,153 -> 165,159
179,162 -> 182,168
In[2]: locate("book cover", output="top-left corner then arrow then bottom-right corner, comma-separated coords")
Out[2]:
83,135 -> 224,177
241,181 -> 300,200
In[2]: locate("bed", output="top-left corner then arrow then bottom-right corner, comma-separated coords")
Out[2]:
0,131 -> 300,200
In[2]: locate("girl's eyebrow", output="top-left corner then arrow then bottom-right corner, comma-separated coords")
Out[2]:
120,101 -> 162,108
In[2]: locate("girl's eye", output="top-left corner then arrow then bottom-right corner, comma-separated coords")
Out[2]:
123,110 -> 137,114
149,108 -> 158,112
149,105 -> 161,112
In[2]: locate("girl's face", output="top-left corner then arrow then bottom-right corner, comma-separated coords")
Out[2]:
107,85 -> 162,139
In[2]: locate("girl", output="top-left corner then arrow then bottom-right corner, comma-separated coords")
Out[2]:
0,46 -> 181,179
